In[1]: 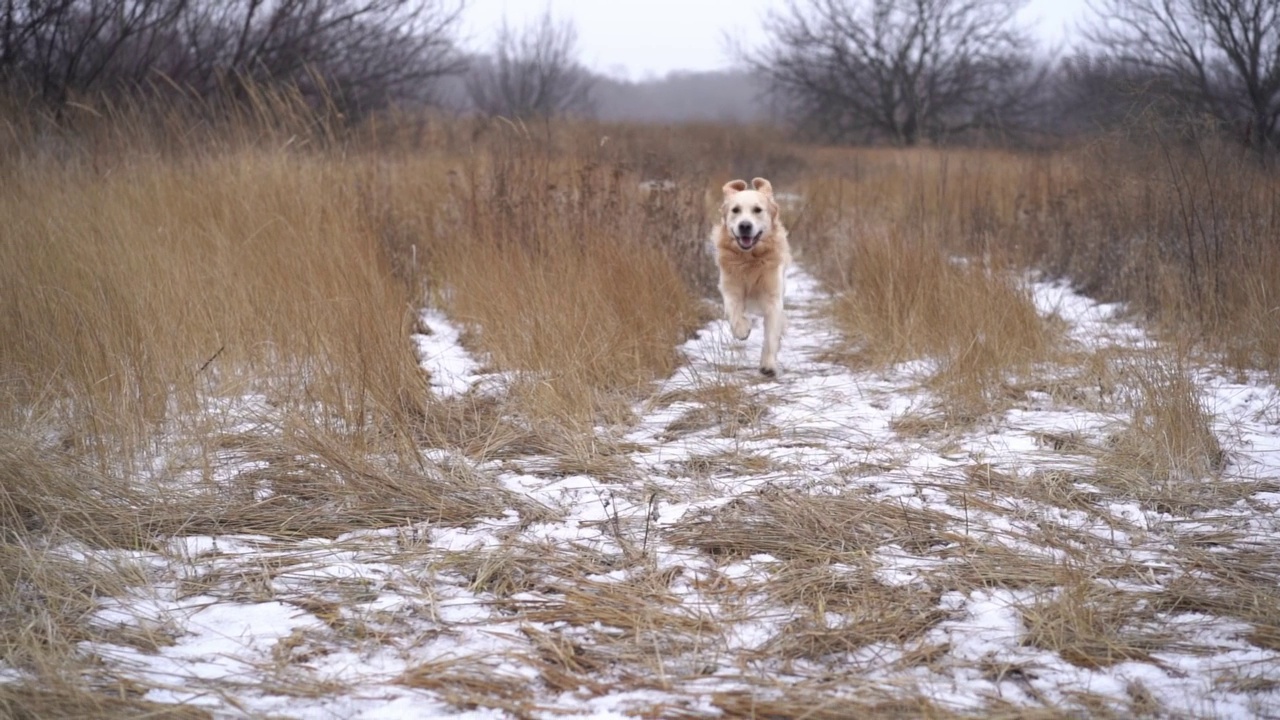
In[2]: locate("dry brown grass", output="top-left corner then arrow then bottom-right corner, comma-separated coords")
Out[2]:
761,565 -> 946,661
1,419 -> 545,547
669,489 -> 953,562
791,149 -> 1064,428
1020,578 -> 1172,669
1031,133 -> 1280,372
0,136 -> 428,470
793,136 -> 1280,374
0,97 -> 717,714
698,686 -> 965,720
1148,551 -> 1280,651
0,684 -> 212,720
670,451 -> 780,481
657,381 -> 773,441
0,529 -> 178,719
3,92 -> 1278,717
398,657 -> 538,715
809,223 -> 1058,421
367,125 -> 716,430
1090,353 -> 1229,514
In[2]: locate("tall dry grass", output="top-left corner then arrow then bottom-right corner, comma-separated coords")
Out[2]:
0,96 -> 725,465
0,96 -> 721,713
1,94 -> 427,465
795,154 -> 1059,419
814,225 -> 1055,415
1031,131 -> 1280,371
785,133 -> 1278,433
2,89 -> 1277,716
790,135 -> 1280,374
368,126 -> 713,431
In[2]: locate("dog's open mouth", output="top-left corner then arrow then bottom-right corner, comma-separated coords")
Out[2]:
735,232 -> 762,250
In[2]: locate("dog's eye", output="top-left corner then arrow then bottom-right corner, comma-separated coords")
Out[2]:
753,206 -> 763,214
730,205 -> 741,214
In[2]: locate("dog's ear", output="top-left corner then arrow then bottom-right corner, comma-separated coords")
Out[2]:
751,177 -> 774,196
722,179 -> 748,197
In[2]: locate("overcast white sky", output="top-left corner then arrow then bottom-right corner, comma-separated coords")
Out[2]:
460,0 -> 1092,80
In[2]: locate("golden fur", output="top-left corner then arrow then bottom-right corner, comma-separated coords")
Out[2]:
712,177 -> 792,376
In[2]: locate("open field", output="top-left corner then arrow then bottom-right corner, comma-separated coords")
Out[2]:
3,100 -> 1280,718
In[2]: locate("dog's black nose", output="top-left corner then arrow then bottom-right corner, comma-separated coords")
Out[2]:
737,221 -> 754,235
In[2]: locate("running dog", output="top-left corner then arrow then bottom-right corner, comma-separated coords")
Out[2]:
712,177 -> 792,376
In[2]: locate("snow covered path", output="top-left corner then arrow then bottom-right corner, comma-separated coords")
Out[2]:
76,265 -> 1280,718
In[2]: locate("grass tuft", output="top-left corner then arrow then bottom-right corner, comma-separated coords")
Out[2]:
1020,579 -> 1171,669
808,225 -> 1057,422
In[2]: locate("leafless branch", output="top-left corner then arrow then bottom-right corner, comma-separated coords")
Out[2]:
0,0 -> 468,112
749,0 -> 1042,145
1086,0 -> 1280,154
464,10 -> 594,120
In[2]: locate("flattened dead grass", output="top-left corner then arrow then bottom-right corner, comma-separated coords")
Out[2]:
669,490 -> 952,562
700,685 -> 965,720
1,425 -> 547,545
398,657 -> 538,715
0,685 -> 212,720
762,566 -> 947,660
658,381 -> 773,441
671,452 -> 780,481
930,538 -> 1072,592
1019,581 -> 1172,669
1146,553 -> 1280,654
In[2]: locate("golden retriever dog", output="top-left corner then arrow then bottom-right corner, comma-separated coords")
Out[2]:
712,177 -> 792,376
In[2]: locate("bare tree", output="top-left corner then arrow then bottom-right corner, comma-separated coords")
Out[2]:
168,0 -> 467,111
465,10 -> 593,119
1043,52 -> 1188,136
0,0 -> 467,112
750,0 -> 1041,145
0,0 -> 187,104
1086,0 -> 1280,155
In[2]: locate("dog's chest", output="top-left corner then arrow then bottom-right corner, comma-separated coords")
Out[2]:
719,249 -> 774,286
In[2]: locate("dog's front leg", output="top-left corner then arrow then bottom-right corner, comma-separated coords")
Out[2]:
722,288 -> 751,340
760,294 -> 784,376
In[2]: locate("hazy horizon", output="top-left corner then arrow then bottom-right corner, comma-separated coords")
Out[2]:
461,0 -> 1091,81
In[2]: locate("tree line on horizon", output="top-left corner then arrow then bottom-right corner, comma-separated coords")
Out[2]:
1,0 -> 1276,155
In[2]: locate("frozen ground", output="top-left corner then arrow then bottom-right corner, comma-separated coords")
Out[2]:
44,266 -> 1280,717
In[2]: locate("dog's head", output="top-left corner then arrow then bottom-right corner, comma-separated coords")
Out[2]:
721,177 -> 778,251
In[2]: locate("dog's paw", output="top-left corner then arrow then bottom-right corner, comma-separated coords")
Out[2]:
760,366 -> 776,378
731,318 -> 751,340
